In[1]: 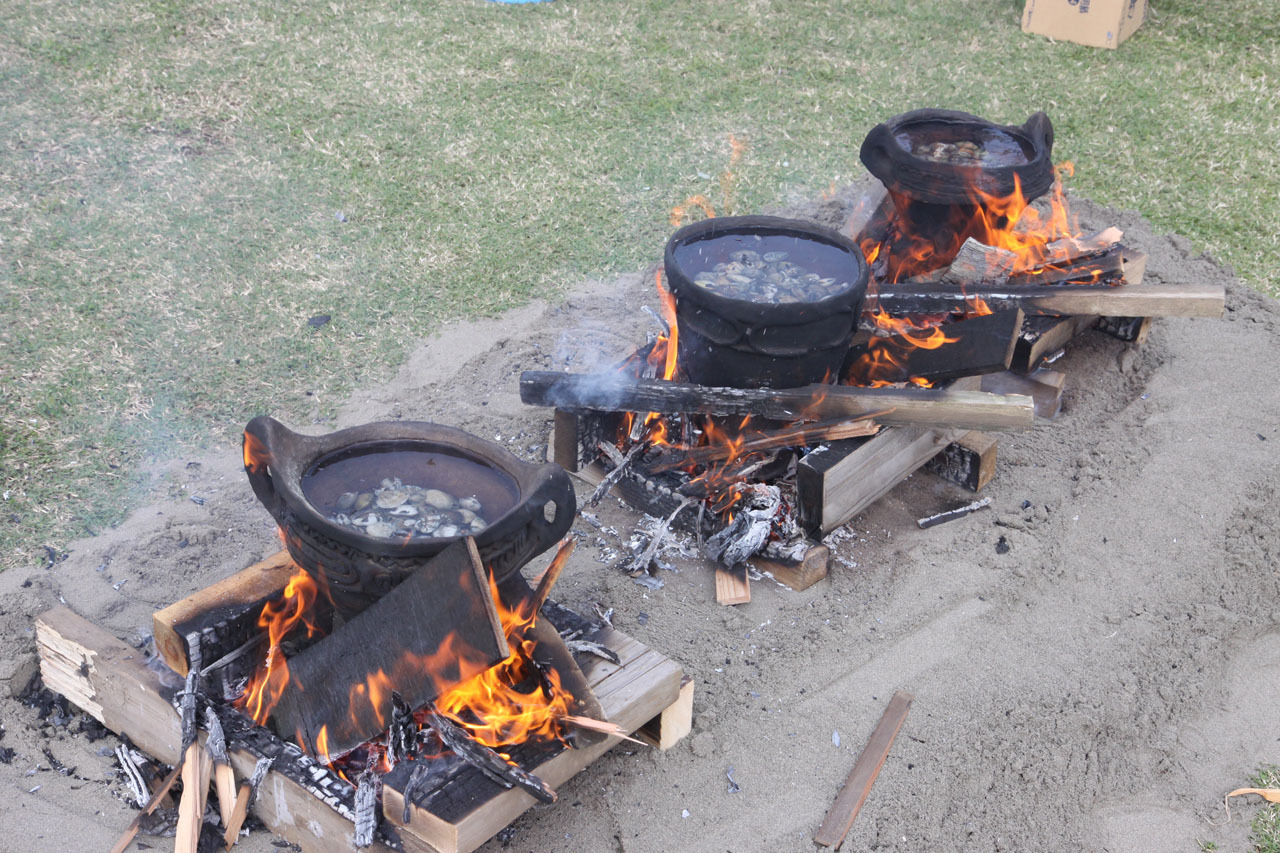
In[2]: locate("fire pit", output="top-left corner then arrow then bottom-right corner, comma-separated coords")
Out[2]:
243,416 -> 575,618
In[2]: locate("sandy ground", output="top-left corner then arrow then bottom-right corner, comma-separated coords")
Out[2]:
0,188 -> 1277,853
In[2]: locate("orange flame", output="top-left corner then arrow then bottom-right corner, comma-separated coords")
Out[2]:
238,568 -> 328,725
867,161 -> 1087,285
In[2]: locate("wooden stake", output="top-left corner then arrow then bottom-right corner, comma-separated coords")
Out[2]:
814,691 -> 914,849
530,536 -> 575,614
175,742 -> 213,853
222,785 -> 252,848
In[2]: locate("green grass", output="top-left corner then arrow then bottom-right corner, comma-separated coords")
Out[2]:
1,0 -> 1278,571
1249,766 -> 1280,853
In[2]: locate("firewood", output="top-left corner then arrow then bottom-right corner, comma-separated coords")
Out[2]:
647,416 -> 886,473
521,371 -> 1035,432
221,785 -> 251,848
204,708 -> 238,829
704,484 -> 780,568
269,537 -> 510,762
586,438 -> 649,506
1011,314 -> 1097,374
981,368 -> 1066,418
714,566 -> 751,606
814,690 -> 914,848
941,237 -> 1017,285
425,706 -> 558,804
873,276 -> 1225,321
917,496 -> 992,529
925,431 -> 998,492
175,741 -> 213,853
1040,226 -> 1123,266
530,536 -> 575,614
353,769 -> 382,848
847,309 -> 1023,386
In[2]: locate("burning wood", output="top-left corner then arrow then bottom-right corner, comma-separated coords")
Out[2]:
530,537 -> 575,613
941,237 -> 1017,285
873,277 -> 1224,320
425,705 -> 557,804
704,483 -> 781,567
586,438 -> 649,506
262,538 -> 510,762
521,371 -> 1034,431
647,416 -> 885,473
847,309 -> 1024,386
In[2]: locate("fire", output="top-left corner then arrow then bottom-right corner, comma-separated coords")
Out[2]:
237,555 -> 579,776
867,161 -> 1084,284
430,573 -> 575,750
238,568 -> 329,725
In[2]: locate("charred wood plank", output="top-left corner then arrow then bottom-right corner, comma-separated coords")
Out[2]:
873,272 -> 1225,320
847,308 -> 1023,385
925,431 -> 998,492
152,551 -> 329,678
425,707 -> 557,804
1095,314 -> 1154,343
1011,314 -> 1097,374
270,537 -> 509,762
521,372 -> 1034,432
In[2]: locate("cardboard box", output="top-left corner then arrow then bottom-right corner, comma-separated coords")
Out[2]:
1022,0 -> 1148,49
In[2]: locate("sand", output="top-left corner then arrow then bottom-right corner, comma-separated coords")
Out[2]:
0,189 -> 1277,853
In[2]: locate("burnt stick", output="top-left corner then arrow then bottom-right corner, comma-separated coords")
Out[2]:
646,416 -> 886,473
425,707 -> 557,805
872,278 -> 1225,319
521,371 -> 1034,432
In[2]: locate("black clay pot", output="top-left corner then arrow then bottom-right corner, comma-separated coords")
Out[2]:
243,417 -> 575,618
860,109 -> 1055,206
664,215 -> 870,389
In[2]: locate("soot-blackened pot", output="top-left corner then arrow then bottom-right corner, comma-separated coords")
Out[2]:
243,416 -> 575,618
860,109 -> 1055,205
664,215 -> 870,389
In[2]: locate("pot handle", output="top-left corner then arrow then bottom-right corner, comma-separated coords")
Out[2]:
524,464 -> 577,559
1020,111 -> 1054,159
858,122 -> 897,186
243,415 -> 286,522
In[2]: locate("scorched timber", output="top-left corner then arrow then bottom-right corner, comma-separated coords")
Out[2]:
871,279 -> 1225,320
520,372 -> 1034,432
848,308 -> 1023,385
269,538 -> 509,762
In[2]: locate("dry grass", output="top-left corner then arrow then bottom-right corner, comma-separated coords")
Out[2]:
1,0 -> 1277,570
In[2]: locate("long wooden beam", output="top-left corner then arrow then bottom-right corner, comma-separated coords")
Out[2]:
520,372 -> 1034,432
870,280 -> 1224,319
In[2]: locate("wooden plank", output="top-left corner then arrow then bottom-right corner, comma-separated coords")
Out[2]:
714,565 -> 751,605
924,431 -> 998,492
637,676 -> 695,751
36,607 -> 375,853
152,550 -> 301,676
522,372 -> 1034,432
873,272 -> 1224,320
269,537 -> 510,762
813,690 -> 914,848
385,630 -> 684,853
755,543 -> 830,591
980,368 -> 1066,419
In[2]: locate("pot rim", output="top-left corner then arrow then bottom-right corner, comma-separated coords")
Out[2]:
664,214 -> 870,326
250,418 -> 554,557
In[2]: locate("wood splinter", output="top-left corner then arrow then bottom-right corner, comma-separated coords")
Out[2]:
814,690 -> 914,849
917,497 -> 993,529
